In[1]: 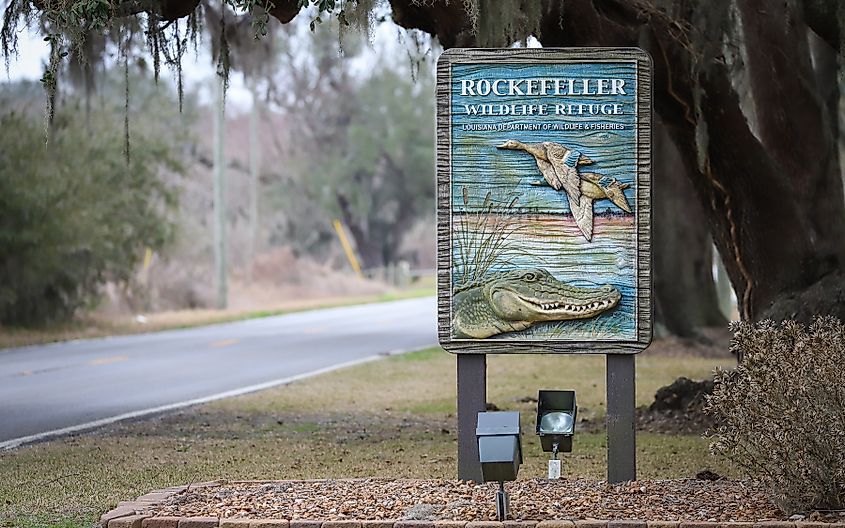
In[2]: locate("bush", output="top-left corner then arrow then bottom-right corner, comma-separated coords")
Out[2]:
707,317 -> 845,512
0,108 -> 177,325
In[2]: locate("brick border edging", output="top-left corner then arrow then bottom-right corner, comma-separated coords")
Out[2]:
99,481 -> 845,528
100,480 -> 223,527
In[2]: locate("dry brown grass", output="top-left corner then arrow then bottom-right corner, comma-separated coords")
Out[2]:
0,278 -> 435,350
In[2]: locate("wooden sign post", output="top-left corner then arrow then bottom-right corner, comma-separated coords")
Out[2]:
436,48 -> 652,483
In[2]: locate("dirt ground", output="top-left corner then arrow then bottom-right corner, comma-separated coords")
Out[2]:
147,478 -> 782,522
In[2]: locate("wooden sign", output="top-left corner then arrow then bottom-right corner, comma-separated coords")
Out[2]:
436,48 -> 652,354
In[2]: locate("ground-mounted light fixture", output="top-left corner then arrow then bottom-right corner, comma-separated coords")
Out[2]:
476,411 -> 522,521
536,390 -> 577,479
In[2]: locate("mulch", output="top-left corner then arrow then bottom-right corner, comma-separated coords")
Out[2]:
143,479 -> 785,522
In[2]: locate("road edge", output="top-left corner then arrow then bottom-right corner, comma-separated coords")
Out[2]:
0,344 -> 435,451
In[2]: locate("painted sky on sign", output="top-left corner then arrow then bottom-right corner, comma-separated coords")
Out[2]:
450,62 -> 637,215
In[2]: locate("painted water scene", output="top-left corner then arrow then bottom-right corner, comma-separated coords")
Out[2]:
449,60 -> 640,342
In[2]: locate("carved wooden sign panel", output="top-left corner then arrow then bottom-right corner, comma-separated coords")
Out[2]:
436,48 -> 652,354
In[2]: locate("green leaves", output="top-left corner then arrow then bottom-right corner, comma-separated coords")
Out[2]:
0,84 -> 181,326
49,0 -> 112,31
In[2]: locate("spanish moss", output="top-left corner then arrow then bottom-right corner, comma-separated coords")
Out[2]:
146,11 -> 162,83
174,20 -> 184,112
123,27 -> 130,165
44,32 -> 60,134
474,0 -> 542,47
216,6 -> 230,98
1,0 -> 21,75
0,0 -> 440,148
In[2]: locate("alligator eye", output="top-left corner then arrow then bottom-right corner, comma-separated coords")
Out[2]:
522,272 -> 537,281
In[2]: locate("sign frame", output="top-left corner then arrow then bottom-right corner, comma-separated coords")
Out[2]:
436,47 -> 653,355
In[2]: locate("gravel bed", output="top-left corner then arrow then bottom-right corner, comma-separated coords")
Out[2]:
144,479 -> 784,522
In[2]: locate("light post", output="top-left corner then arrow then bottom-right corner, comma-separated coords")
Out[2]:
536,390 -> 577,479
476,411 -> 522,521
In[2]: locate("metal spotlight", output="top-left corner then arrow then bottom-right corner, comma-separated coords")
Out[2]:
536,390 -> 577,478
476,411 -> 522,520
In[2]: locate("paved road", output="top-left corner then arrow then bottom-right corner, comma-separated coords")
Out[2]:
0,297 -> 437,449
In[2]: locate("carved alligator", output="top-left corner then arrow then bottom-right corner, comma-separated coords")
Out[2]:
452,268 -> 621,339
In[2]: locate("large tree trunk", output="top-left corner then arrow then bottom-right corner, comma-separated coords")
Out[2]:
730,1 -> 845,321
653,118 -> 726,337
807,30 -> 840,151
658,5 -> 845,323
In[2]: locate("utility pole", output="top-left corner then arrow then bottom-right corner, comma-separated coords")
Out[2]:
247,83 -> 260,283
213,74 -> 228,309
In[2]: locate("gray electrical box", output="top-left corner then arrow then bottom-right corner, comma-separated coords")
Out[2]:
476,411 -> 522,482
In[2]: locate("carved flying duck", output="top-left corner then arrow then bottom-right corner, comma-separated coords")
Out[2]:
496,140 -> 631,242
496,140 -> 593,205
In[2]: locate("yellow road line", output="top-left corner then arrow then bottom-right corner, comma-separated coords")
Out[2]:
88,355 -> 129,366
210,338 -> 239,348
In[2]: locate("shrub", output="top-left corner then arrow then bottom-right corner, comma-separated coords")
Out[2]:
0,108 -> 177,325
707,317 -> 845,512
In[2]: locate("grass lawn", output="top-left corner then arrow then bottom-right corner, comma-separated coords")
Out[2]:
0,278 -> 435,350
0,346 -> 737,528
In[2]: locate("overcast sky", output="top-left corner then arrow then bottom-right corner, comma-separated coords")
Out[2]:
3,10 -> 540,115
2,11 -> 434,113
3,22 -> 260,109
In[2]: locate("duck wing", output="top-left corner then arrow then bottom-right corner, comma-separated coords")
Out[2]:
543,142 -> 582,206
567,192 -> 594,242
534,157 -> 564,191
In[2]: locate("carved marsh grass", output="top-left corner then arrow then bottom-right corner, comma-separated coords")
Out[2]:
452,187 -> 533,288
